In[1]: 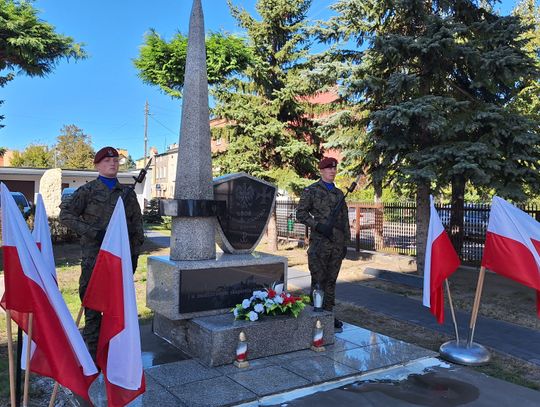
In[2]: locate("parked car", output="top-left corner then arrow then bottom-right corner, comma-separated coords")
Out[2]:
2,192 -> 33,217
437,204 -> 488,238
61,187 -> 78,203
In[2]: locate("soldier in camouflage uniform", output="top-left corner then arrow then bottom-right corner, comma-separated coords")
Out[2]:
296,157 -> 350,331
59,147 -> 144,358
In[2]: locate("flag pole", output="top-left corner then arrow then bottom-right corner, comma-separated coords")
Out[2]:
467,266 -> 486,346
445,279 -> 460,343
6,310 -> 17,407
48,306 -> 85,407
23,313 -> 33,407
438,267 -> 490,366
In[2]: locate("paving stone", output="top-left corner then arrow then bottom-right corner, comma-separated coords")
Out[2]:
127,375 -> 185,407
326,343 -> 419,371
169,376 -> 257,407
145,359 -> 221,388
216,357 -> 276,375
336,326 -> 394,348
322,337 -> 360,354
228,365 -> 310,396
281,355 -> 359,383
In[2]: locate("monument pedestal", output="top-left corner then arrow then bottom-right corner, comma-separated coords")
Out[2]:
147,251 -> 290,358
153,307 -> 335,367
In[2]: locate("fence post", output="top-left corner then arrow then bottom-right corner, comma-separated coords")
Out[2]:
355,206 -> 361,252
374,202 -> 384,251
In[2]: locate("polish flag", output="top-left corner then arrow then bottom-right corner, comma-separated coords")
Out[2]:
481,196 -> 540,316
23,194 -> 58,366
83,198 -> 145,407
0,184 -> 98,401
423,196 -> 461,323
32,194 -> 56,281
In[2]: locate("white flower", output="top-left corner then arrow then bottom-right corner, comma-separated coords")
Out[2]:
265,299 -> 275,307
286,293 -> 291,298
233,308 -> 239,317
242,299 -> 251,309
254,303 -> 264,313
273,283 -> 284,294
252,290 -> 268,300
274,295 -> 284,304
247,311 -> 259,321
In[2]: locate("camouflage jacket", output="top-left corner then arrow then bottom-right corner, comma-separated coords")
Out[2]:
59,179 -> 144,256
296,179 -> 351,245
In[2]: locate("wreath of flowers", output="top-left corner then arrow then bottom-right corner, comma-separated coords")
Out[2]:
232,282 -> 310,321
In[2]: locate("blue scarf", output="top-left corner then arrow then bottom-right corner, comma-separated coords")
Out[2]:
98,175 -> 118,190
322,181 -> 335,191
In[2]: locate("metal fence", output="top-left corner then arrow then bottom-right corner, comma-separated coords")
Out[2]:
275,199 -> 540,265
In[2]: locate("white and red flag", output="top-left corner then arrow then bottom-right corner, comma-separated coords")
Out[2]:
482,196 -> 540,317
83,198 -> 145,407
22,194 -> 58,367
0,183 -> 98,401
32,193 -> 56,281
423,196 -> 461,323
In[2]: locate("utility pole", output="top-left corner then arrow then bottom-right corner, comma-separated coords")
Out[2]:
144,100 -> 149,166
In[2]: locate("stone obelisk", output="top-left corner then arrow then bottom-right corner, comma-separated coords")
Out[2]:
170,0 -> 215,261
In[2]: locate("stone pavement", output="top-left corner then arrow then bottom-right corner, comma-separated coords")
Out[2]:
82,318 -> 540,407
84,321 -> 437,406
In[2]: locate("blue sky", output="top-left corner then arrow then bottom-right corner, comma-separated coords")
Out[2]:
0,0 -> 519,161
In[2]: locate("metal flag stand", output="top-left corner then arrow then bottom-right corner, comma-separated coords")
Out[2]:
439,267 -> 491,366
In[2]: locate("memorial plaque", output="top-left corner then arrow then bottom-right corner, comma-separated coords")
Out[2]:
214,172 -> 277,254
179,263 -> 284,313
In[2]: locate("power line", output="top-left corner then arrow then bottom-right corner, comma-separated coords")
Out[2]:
148,114 -> 178,136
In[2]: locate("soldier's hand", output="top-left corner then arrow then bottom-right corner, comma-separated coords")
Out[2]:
315,223 -> 333,238
95,229 -> 106,243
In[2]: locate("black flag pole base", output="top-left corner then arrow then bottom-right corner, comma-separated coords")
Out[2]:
439,340 -> 491,366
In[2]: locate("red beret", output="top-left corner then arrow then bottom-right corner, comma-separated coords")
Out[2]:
94,146 -> 119,164
318,157 -> 338,169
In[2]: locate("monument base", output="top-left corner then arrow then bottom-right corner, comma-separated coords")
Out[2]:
153,307 -> 335,367
146,251 -> 287,319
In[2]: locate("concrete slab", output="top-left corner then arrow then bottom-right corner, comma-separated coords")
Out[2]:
326,343 -> 435,372
145,359 -> 221,388
228,365 -> 310,396
168,376 -> 257,407
336,325 -> 396,348
127,375 -> 186,407
280,355 -> 358,383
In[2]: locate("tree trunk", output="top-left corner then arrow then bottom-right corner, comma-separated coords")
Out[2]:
416,183 -> 430,276
450,174 -> 465,255
373,179 -> 383,203
266,205 -> 278,252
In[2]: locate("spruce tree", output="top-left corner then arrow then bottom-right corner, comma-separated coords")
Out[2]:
212,0 -> 323,194
511,0 -> 540,124
315,0 -> 540,272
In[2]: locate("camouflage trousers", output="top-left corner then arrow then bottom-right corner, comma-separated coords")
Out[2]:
307,240 -> 344,311
79,255 -> 101,361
